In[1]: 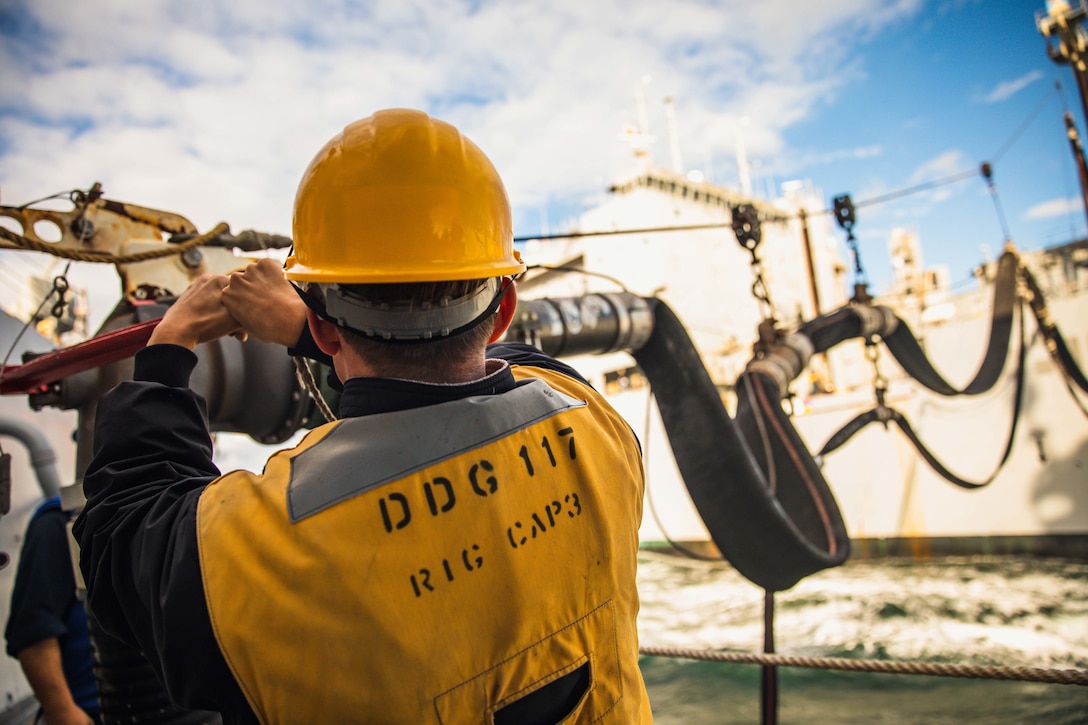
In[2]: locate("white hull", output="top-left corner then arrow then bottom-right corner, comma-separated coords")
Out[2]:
622,275 -> 1088,555
519,170 -> 1088,556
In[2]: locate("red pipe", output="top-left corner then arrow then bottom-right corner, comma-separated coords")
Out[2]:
0,318 -> 161,395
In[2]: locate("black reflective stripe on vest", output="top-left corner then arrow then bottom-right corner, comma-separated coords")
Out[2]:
287,379 -> 587,522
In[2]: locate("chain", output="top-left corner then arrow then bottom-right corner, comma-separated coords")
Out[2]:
865,339 -> 891,425
50,274 -> 70,321
732,204 -> 777,323
833,195 -> 871,303
749,253 -> 776,322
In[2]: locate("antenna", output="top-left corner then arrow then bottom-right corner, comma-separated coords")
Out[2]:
664,96 -> 684,174
636,75 -> 652,137
620,76 -> 657,176
736,117 -> 753,197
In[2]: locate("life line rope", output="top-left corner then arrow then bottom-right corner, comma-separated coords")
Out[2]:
293,357 -> 336,422
638,646 -> 1088,687
0,222 -> 230,264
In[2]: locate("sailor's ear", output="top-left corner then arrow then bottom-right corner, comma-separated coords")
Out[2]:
488,278 -> 518,343
307,309 -> 342,356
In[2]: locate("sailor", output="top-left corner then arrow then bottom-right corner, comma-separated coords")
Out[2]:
74,108 -> 652,724
6,495 -> 101,725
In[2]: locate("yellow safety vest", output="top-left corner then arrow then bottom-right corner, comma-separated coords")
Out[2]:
197,366 -> 651,724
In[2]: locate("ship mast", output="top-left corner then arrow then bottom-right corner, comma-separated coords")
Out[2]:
1038,0 -> 1088,227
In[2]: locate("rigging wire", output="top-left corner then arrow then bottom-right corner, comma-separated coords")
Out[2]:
0,269 -> 72,461
641,387 -> 723,563
514,221 -> 737,244
0,271 -> 70,374
848,169 -> 981,211
512,167 -> 989,243
990,82 -> 1060,165
981,163 -> 1014,243
13,188 -> 82,211
522,263 -> 633,293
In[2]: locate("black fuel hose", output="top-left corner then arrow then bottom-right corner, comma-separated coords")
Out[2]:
631,299 -> 849,591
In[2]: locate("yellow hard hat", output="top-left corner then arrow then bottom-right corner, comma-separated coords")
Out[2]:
286,108 -> 525,284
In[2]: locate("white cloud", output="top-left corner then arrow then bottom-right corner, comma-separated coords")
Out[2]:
0,0 -> 935,323
1,0 -> 924,214
801,145 -> 884,168
979,70 -> 1044,104
909,150 -> 973,182
1025,197 -> 1083,220
906,150 -> 976,203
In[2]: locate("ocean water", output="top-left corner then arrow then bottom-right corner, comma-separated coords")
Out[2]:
635,552 -> 1088,724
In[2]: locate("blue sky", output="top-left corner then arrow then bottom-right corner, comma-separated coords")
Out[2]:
779,0 -> 1088,289
0,0 -> 1083,319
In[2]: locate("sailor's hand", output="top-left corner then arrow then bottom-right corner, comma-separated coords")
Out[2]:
223,257 -> 307,347
149,274 -> 247,350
